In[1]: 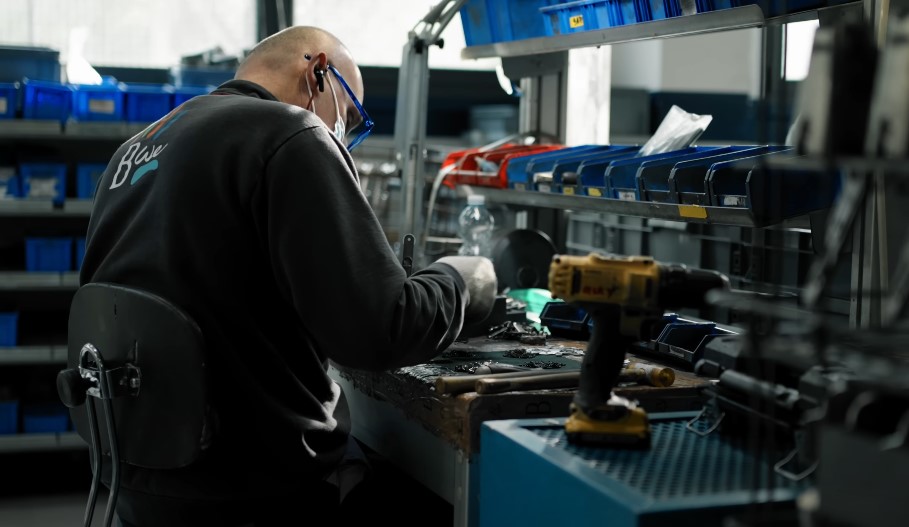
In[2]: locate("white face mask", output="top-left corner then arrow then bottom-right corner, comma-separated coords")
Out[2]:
305,72 -> 346,143
326,74 -> 346,143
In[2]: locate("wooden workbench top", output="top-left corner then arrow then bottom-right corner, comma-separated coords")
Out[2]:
334,336 -> 712,455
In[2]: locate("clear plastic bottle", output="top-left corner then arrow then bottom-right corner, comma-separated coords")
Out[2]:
457,194 -> 495,256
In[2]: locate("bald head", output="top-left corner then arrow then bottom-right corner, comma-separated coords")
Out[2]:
236,26 -> 365,137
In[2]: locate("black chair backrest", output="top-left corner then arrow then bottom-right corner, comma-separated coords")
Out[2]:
67,282 -> 208,469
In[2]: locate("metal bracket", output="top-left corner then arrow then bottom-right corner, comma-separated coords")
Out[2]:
685,406 -> 725,437
773,446 -> 818,482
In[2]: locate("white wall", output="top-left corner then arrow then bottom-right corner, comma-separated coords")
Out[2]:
293,0 -> 498,70
611,28 -> 763,98
0,0 -> 254,68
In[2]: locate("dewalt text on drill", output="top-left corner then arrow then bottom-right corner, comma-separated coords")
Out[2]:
548,253 -> 730,448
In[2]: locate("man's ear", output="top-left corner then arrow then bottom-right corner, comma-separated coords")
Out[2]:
308,52 -> 329,93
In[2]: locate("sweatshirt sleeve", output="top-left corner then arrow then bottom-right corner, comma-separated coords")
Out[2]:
250,125 -> 467,371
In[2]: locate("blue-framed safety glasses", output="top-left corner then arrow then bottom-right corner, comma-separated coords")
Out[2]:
326,64 -> 374,151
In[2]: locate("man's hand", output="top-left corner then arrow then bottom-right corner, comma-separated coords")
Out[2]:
435,256 -> 497,325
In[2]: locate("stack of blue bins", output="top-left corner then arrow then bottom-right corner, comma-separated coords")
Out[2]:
506,144 -> 838,225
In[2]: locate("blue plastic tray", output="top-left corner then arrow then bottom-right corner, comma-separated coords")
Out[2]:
636,0 -> 682,20
0,82 -> 18,119
173,85 -> 211,106
506,145 -> 600,189
668,146 -> 791,205
76,162 -> 107,199
0,312 -> 18,347
19,162 -> 66,204
542,0 -> 601,35
708,157 -> 842,224
547,146 -> 638,193
22,403 -> 70,434
540,301 -> 590,339
0,46 -> 60,83
71,82 -> 125,121
0,400 -> 17,434
605,147 -> 714,201
25,237 -> 73,272
22,79 -> 71,121
123,83 -> 174,122
1,168 -> 19,199
635,146 -> 748,203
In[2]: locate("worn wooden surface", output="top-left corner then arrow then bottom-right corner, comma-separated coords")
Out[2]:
335,336 -> 712,456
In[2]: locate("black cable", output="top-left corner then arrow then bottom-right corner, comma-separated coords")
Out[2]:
83,398 -> 102,527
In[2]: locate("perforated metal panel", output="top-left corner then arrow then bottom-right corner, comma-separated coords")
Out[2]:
523,418 -> 806,500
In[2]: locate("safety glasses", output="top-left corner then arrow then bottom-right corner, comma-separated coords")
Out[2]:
326,64 -> 374,151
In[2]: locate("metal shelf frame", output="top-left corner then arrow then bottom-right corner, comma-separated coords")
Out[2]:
0,432 -> 85,453
0,272 -> 80,291
0,199 -> 92,217
463,186 -> 813,228
0,345 -> 67,365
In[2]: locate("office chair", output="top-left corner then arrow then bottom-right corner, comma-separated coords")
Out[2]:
57,283 -> 209,527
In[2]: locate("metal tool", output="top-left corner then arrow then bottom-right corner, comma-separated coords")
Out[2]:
549,253 -> 729,448
402,233 -> 415,277
435,362 -> 673,396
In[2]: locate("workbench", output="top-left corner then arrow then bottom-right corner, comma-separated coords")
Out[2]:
328,336 -> 712,527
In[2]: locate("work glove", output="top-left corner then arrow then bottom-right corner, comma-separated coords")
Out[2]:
436,256 -> 497,325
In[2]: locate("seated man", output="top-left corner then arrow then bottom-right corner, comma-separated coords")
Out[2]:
80,25 -> 495,526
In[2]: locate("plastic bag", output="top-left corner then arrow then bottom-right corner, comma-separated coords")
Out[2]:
638,105 -> 713,157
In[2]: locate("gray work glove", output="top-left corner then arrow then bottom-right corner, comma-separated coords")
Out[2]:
436,256 -> 497,325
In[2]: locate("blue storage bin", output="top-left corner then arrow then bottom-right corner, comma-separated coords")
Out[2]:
696,0 -> 733,11
71,82 -> 125,121
542,1 -> 600,35
76,162 -> 107,199
500,0 -> 562,40
19,162 -> 66,203
636,146 -> 754,203
22,403 -> 70,434
461,0 -> 498,45
0,312 -> 18,347
606,147 -> 716,200
549,145 -> 638,194
732,0 -> 828,16
75,237 -> 86,270
707,155 -> 841,224
0,46 -> 61,83
636,0 -> 682,20
25,237 -> 73,272
576,149 -> 648,196
0,400 -> 18,434
540,301 -> 590,339
506,145 -> 598,189
668,146 -> 790,205
0,168 -> 20,199
0,82 -> 18,119
124,83 -> 175,122
22,79 -> 71,121
173,85 -> 212,107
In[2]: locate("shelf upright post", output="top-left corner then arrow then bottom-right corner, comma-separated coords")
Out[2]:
394,0 -> 467,259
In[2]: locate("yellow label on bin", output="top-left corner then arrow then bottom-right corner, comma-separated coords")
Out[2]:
587,188 -> 602,197
569,15 -> 584,28
563,186 -> 575,195
678,205 -> 708,219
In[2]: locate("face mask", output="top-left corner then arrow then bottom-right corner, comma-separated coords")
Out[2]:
305,72 -> 346,144
326,74 -> 346,143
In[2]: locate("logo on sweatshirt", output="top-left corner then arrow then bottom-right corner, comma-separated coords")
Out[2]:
110,109 -> 186,189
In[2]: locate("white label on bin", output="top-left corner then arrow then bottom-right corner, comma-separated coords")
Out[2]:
537,184 -> 551,193
723,196 -> 746,207
618,191 -> 636,201
0,97 -> 7,114
89,98 -> 116,114
28,177 -> 58,198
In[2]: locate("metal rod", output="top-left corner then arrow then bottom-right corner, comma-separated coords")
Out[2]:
100,379 -> 121,527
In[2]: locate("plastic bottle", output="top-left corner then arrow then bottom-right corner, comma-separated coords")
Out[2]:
457,194 -> 495,257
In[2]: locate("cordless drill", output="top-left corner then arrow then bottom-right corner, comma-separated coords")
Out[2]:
548,253 -> 730,448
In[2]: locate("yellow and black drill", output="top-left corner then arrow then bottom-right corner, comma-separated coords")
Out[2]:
548,253 -> 730,448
